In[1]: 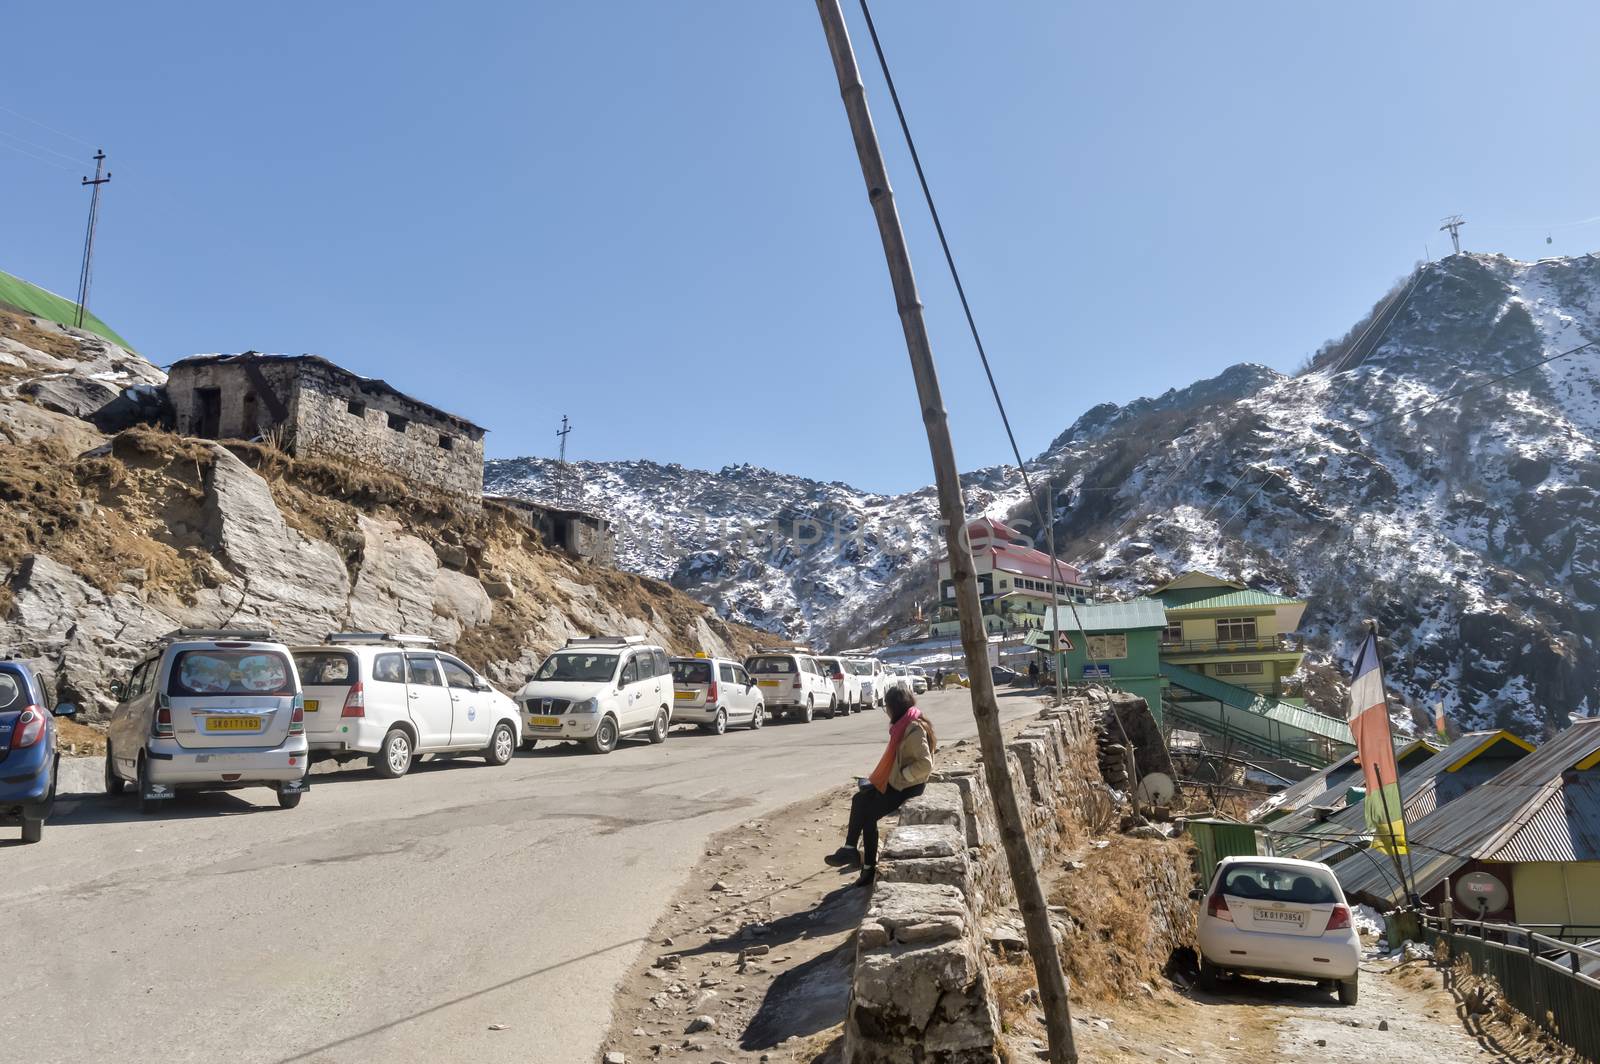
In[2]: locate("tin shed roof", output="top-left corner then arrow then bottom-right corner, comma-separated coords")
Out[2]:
1043,598 -> 1168,634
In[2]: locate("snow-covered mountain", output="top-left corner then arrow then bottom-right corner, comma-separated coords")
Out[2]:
488,252 -> 1600,738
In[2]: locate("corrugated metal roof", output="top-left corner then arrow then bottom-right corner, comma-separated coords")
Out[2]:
1257,750 -> 1361,818
1336,720 -> 1600,906
1043,598 -> 1168,634
1156,587 -> 1304,611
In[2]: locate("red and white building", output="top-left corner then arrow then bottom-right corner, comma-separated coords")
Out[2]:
929,517 -> 1092,637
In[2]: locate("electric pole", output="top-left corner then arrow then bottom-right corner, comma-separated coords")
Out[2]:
556,415 -> 572,463
75,149 -> 112,330
1439,214 -> 1464,256
812,3 -> 1078,1060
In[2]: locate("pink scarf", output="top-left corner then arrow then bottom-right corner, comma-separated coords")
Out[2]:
868,706 -> 923,793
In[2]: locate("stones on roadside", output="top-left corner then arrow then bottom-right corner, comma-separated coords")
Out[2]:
710,880 -> 730,893
654,955 -> 682,971
686,1015 -> 717,1034
487,1023 -> 509,1031
1378,1019 -> 1390,1031
603,1052 -> 626,1064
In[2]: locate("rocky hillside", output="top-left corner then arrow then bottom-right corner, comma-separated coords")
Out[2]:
484,457 -> 1027,641
489,253 -> 1600,739
0,310 -> 761,716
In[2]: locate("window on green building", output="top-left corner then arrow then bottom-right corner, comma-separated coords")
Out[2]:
1214,661 -> 1264,676
1216,617 -> 1258,642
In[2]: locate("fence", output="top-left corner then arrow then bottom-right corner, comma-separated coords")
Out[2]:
1422,915 -> 1600,1062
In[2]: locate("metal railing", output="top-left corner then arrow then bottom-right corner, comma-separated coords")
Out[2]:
1422,914 -> 1600,1061
1159,635 -> 1305,655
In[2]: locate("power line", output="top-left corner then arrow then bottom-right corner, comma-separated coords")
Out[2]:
1355,336 -> 1599,432
0,102 -> 96,148
0,133 -> 78,172
0,125 -> 84,167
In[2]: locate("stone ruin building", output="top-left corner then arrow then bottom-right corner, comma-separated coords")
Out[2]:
166,352 -> 485,499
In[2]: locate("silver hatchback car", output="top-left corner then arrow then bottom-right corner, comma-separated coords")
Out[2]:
105,629 -> 310,813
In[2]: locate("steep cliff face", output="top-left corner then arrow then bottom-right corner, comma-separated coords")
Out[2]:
0,310 -> 760,714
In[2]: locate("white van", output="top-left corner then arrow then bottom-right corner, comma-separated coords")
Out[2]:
745,651 -> 838,722
292,633 -> 522,779
516,636 -> 673,754
813,655 -> 864,714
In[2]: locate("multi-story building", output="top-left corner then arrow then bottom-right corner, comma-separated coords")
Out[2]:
929,517 -> 1091,637
1151,571 -> 1308,701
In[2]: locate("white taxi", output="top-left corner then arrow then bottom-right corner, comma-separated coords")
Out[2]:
516,636 -> 673,754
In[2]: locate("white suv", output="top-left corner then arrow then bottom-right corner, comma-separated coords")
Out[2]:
517,636 -> 673,754
813,655 -> 864,714
745,651 -> 838,722
849,657 -> 888,708
292,633 -> 522,779
105,629 -> 310,813
669,656 -> 765,734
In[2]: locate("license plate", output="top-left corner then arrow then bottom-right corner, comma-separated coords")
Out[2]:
1256,908 -> 1304,926
304,699 -> 320,712
206,716 -> 262,732
674,690 -> 697,700
758,679 -> 780,687
529,715 -> 561,727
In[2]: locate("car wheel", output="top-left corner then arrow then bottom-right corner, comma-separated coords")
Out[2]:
750,705 -> 765,730
374,727 -> 414,779
20,817 -> 43,844
1197,958 -> 1220,992
136,757 -> 160,816
588,715 -> 619,754
104,744 -> 125,797
802,697 -> 814,724
709,709 -> 727,735
1336,976 -> 1358,1006
649,708 -> 670,744
486,722 -> 515,766
277,788 -> 303,810
827,696 -> 839,719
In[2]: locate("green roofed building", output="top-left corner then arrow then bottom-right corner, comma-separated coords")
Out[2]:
1039,597 -> 1167,712
0,269 -> 132,349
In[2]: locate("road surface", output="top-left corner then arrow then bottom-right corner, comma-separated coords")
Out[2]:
1,687 -> 1040,1064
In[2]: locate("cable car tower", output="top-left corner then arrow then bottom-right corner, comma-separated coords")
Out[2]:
1439,214 -> 1465,256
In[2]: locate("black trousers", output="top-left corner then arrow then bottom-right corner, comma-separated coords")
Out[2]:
846,782 -> 925,866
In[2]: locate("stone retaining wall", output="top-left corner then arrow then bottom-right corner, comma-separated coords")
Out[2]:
842,699 -> 1135,1063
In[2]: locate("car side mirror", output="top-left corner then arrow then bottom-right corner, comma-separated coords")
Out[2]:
54,703 -> 78,718
475,678 -> 492,692
108,682 -> 125,701
1188,889 -> 1204,901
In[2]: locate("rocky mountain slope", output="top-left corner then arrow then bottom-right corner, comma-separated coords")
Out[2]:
0,310 -> 761,715
490,253 -> 1600,738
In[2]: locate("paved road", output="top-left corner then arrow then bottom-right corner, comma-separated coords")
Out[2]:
1,688 -> 1042,1064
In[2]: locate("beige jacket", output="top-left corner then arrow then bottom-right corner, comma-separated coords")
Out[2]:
889,719 -> 934,791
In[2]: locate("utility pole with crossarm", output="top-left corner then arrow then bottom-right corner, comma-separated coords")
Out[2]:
75,149 -> 112,330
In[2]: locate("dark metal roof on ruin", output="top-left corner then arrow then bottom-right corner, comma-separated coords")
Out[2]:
169,352 -> 486,434
484,495 -> 610,526
1335,719 -> 1600,907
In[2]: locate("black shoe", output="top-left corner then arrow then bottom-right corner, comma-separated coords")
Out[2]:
824,845 -> 862,868
856,865 -> 877,887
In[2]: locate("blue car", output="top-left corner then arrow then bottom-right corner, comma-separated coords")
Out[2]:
0,660 -> 77,844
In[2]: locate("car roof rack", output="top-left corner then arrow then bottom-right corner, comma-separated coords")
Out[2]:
755,644 -> 814,654
160,628 -> 275,644
565,635 -> 647,647
324,632 -> 435,647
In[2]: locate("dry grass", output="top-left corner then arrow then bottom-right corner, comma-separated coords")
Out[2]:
1434,945 -> 1589,1064
0,310 -> 79,361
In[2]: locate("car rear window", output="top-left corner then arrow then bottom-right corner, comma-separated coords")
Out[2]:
294,651 -> 356,686
0,671 -> 23,710
672,660 -> 713,684
168,649 -> 295,696
1220,863 -> 1338,904
747,656 -> 795,673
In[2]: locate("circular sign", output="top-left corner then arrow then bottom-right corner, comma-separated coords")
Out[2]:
1455,870 -> 1509,915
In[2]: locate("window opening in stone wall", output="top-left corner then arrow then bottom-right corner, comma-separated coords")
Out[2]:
387,412 -> 409,433
242,391 -> 258,438
348,399 -> 366,417
438,434 -> 454,450
195,387 -> 222,438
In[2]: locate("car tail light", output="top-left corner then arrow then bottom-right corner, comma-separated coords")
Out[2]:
342,682 -> 365,718
706,682 -> 718,704
153,706 -> 174,739
10,706 -> 45,749
288,700 -> 305,737
1325,904 -> 1351,931
792,678 -> 802,688
831,669 -> 844,680
1207,893 -> 1232,922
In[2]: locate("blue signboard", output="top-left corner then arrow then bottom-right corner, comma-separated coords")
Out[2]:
1082,664 -> 1112,679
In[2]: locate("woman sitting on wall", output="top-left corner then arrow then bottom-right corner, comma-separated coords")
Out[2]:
824,686 -> 937,885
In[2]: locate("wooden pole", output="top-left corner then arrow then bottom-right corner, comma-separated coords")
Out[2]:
811,4 -> 1078,1059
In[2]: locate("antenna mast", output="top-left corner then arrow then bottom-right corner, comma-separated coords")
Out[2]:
556,415 -> 572,464
1439,214 -> 1465,256
75,149 -> 112,329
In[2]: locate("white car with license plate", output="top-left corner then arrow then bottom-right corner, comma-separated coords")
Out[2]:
1193,856 -> 1363,1004
517,636 -> 674,754
669,657 -> 765,734
813,655 -> 864,713
105,629 -> 310,813
292,633 -> 521,778
745,652 -> 838,722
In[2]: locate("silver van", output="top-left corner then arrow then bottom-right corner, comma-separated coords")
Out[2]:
105,629 -> 310,813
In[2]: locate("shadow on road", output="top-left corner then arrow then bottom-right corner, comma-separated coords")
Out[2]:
46,789 -> 273,826
1190,973 -> 1345,1009
741,936 -> 857,1051
674,881 -> 867,963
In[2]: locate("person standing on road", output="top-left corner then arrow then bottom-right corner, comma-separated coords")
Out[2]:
1028,660 -> 1040,687
824,687 -> 937,886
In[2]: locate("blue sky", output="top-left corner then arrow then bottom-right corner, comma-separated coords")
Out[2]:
3,1 -> 1596,494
